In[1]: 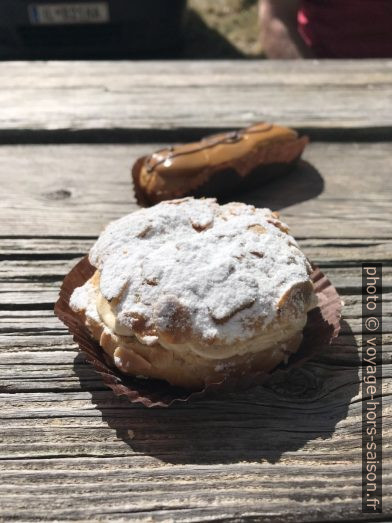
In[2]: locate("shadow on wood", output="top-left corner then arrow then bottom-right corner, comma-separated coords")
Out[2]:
73,320 -> 359,465
223,160 -> 324,211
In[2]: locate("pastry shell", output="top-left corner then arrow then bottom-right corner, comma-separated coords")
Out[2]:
132,122 -> 308,206
55,257 -> 342,407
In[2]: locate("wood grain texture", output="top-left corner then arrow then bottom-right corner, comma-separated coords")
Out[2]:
1,142 -> 392,237
0,60 -> 391,141
2,260 -> 392,308
0,59 -> 391,520
1,240 -> 391,520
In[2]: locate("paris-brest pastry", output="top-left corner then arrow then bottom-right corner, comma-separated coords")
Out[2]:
70,198 -> 317,389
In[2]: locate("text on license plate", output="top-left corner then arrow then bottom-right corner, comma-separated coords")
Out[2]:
28,2 -> 109,25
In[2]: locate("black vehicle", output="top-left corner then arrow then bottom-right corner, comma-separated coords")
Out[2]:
0,0 -> 187,58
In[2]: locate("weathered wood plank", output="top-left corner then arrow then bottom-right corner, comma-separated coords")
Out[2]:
0,376 -> 389,521
1,142 -> 392,237
2,257 -> 391,310
2,237 -> 392,265
0,59 -> 391,522
3,330 -> 389,371
0,353 -> 389,522
1,146 -> 391,518
1,291 -> 389,324
0,60 -> 391,140
0,362 -> 388,456
1,327 -> 390,361
0,477 -> 387,523
0,352 -> 390,391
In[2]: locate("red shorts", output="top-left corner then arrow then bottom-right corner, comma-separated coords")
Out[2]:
298,0 -> 392,58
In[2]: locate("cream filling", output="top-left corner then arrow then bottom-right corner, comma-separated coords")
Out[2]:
158,319 -> 306,359
95,286 -> 315,360
96,291 -> 135,337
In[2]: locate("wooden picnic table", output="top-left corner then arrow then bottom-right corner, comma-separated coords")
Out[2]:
0,59 -> 391,521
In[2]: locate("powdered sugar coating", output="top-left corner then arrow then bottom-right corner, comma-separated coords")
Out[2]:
70,279 -> 100,323
85,198 -> 311,344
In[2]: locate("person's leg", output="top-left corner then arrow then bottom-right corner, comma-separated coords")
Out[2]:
259,0 -> 314,58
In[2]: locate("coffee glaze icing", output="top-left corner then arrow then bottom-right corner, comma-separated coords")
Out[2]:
132,122 -> 308,206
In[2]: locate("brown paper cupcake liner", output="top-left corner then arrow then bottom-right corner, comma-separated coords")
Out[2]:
54,256 -> 342,407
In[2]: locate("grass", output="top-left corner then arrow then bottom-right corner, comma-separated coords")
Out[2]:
183,0 -> 263,58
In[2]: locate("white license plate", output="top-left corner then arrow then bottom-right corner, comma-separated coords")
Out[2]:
28,2 -> 109,25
